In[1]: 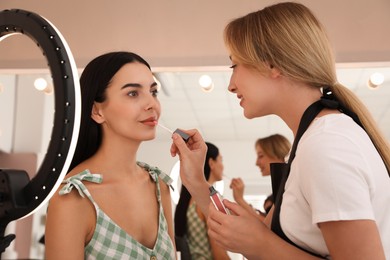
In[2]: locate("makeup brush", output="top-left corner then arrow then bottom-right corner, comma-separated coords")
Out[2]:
223,174 -> 232,180
158,123 -> 190,143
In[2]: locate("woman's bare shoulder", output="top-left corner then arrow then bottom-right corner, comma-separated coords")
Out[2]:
46,175 -> 96,239
48,182 -> 90,214
48,163 -> 97,214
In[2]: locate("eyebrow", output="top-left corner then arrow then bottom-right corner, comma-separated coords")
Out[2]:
121,82 -> 157,89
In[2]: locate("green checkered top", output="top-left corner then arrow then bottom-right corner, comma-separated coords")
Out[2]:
59,161 -> 175,260
186,203 -> 212,260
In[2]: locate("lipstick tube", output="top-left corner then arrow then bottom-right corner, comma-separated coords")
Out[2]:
209,186 -> 230,214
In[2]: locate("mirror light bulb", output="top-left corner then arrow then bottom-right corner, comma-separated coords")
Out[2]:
199,75 -> 212,87
368,72 -> 385,89
370,72 -> 384,86
199,74 -> 214,92
34,77 -> 48,91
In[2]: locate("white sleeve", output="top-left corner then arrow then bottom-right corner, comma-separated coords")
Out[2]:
297,131 -> 375,224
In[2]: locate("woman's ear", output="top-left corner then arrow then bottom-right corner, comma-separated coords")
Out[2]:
208,158 -> 215,170
91,102 -> 105,124
269,64 -> 281,79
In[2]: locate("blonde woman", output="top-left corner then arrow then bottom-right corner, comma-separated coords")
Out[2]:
230,134 -> 291,219
170,2 -> 390,259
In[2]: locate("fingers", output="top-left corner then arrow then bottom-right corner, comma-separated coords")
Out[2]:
208,202 -> 224,225
230,178 -> 238,188
230,178 -> 245,189
170,129 -> 206,157
170,132 -> 186,157
208,199 -> 239,219
223,199 -> 243,216
207,201 -> 237,251
229,179 -> 234,189
206,209 -> 228,248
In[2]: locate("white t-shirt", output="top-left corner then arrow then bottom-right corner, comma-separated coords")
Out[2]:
280,113 -> 390,258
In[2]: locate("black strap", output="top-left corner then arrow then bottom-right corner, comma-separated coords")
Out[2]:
270,90 -> 388,257
271,100 -> 325,258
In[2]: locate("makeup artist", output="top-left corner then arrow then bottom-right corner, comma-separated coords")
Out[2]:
169,2 -> 390,259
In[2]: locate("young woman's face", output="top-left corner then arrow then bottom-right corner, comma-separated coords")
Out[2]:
210,154 -> 224,181
227,56 -> 279,119
93,62 -> 161,142
255,144 -> 275,176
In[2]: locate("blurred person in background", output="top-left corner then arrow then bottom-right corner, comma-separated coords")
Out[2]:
174,142 -> 230,260
230,134 -> 291,219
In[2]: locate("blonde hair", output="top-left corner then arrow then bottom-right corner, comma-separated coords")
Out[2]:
224,2 -> 390,174
255,134 -> 291,161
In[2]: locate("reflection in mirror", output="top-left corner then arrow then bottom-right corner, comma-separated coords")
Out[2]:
152,66 -> 390,143
0,64 -> 389,259
0,34 -> 54,258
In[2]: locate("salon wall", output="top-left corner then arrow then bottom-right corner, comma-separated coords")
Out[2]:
1,0 -> 390,69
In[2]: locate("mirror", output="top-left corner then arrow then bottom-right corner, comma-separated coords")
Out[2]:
0,34 -> 54,163
0,35 -> 53,259
0,9 -> 80,258
0,64 -> 389,258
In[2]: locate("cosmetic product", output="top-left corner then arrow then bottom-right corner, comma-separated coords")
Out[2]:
209,186 -> 230,214
222,174 -> 231,180
157,123 -> 190,143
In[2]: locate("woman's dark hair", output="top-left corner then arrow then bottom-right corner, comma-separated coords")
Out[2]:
69,52 -> 151,172
174,142 -> 219,237
264,194 -> 274,214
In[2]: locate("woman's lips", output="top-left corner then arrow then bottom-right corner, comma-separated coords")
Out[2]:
142,121 -> 157,126
237,95 -> 243,106
141,117 -> 158,126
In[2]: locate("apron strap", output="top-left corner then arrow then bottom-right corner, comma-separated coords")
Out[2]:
271,100 -> 326,258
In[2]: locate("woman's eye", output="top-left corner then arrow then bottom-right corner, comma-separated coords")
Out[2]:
127,91 -> 138,97
151,89 -> 159,97
230,64 -> 237,69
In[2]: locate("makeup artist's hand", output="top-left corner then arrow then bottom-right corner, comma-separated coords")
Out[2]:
207,199 -> 269,258
170,129 -> 208,191
170,129 -> 211,215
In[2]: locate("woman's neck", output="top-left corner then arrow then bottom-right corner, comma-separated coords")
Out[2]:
87,136 -> 141,177
275,82 -> 322,137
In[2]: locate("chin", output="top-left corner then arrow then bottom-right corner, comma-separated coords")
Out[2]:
143,133 -> 156,141
243,111 -> 256,119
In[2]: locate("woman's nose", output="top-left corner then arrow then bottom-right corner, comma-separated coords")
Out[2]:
256,159 -> 261,167
228,76 -> 236,93
144,95 -> 159,111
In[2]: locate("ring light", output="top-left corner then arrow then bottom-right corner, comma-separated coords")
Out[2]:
0,8 -> 80,229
